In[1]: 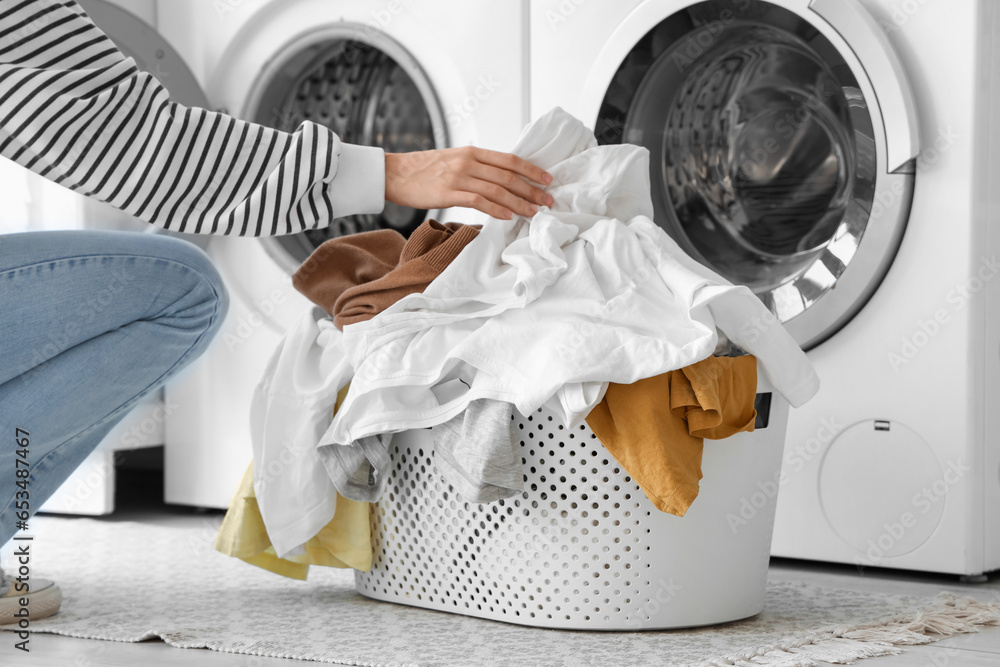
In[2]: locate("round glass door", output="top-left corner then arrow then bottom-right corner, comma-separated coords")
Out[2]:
253,28 -> 448,271
596,0 -> 911,349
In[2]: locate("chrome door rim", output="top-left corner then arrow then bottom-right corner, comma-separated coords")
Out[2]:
595,0 -> 914,350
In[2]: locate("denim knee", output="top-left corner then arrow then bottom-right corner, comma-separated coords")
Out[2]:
142,234 -> 231,345
180,247 -> 229,344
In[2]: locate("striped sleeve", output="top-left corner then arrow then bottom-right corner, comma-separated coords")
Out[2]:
0,0 -> 386,237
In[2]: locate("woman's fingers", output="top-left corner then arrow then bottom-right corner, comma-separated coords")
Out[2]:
461,148 -> 555,219
460,175 -> 542,219
384,148 -> 555,219
458,189 -> 514,220
473,148 -> 553,186
467,161 -> 555,210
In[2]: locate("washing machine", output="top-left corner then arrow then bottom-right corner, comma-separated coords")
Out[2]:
24,0 -> 211,515
531,0 -> 1000,576
155,0 -> 530,508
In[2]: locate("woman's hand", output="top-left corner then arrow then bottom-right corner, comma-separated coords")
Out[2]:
385,147 -> 554,220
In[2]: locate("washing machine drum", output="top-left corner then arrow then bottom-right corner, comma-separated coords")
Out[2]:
254,38 -> 443,265
597,0 -> 889,349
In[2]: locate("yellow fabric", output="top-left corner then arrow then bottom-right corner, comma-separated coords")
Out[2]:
585,356 -> 758,518
214,384 -> 371,579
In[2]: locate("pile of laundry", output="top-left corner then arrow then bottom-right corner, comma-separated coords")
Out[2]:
213,107 -> 819,579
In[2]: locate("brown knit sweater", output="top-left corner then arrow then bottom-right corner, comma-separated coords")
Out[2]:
292,220 -> 481,330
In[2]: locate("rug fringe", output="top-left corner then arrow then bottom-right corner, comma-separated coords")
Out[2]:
701,592 -> 1000,666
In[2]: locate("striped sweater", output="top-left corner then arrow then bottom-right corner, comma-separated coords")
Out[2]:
0,0 -> 386,237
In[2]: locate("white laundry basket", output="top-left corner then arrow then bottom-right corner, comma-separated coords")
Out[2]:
354,374 -> 789,630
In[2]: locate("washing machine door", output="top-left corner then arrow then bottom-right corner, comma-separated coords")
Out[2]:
74,0 -> 211,236
240,26 -> 449,274
595,0 -> 917,350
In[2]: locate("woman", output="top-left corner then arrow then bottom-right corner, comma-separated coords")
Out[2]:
0,0 -> 554,623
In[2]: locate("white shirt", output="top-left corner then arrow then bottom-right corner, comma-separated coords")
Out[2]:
320,107 -> 819,450
250,307 -> 351,557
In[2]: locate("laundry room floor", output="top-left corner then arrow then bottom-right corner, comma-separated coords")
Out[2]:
2,467 -> 998,667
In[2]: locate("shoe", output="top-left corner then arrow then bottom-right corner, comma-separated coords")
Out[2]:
0,567 -> 62,625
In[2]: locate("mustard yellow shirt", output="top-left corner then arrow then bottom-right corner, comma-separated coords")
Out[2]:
585,356 -> 758,517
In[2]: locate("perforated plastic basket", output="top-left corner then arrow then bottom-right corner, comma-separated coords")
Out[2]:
354,375 -> 789,630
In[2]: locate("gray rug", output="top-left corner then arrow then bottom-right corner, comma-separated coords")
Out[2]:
2,515 -> 999,667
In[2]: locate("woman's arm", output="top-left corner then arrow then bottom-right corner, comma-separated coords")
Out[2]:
0,0 -> 552,237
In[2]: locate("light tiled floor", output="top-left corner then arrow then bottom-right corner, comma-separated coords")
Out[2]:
2,471 -> 999,666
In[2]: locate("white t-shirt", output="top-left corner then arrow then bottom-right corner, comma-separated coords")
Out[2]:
251,307 -> 351,557
321,107 -> 819,449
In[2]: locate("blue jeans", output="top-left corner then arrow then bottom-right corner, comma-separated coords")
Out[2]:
0,231 -> 229,547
